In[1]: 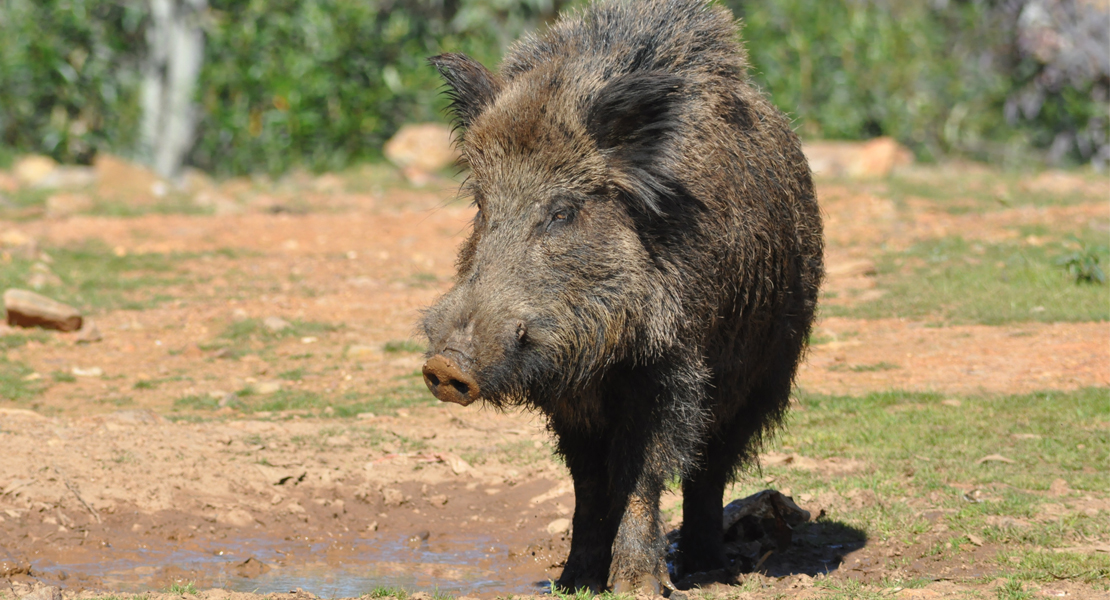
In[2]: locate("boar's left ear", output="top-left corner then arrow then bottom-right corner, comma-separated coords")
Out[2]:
586,71 -> 686,217
429,53 -> 502,133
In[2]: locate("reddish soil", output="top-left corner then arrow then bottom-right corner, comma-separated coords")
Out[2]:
0,163 -> 1107,599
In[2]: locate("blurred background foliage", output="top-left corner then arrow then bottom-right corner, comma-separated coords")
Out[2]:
0,0 -> 1106,176
0,0 -> 146,167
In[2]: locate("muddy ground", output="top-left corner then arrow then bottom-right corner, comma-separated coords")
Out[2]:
0,162 -> 1107,599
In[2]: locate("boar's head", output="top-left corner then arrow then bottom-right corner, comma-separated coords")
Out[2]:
421,53 -> 689,409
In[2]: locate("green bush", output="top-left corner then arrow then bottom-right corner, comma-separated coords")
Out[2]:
192,0 -> 570,176
0,0 -> 1103,174
0,0 -> 145,164
733,1 -> 1013,161
731,0 -> 1108,166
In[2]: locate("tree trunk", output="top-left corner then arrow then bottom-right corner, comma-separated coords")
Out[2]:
140,0 -> 206,179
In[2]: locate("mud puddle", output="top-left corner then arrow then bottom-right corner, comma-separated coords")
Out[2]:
29,532 -> 541,596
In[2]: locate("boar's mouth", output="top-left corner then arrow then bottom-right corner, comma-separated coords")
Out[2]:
422,354 -> 481,406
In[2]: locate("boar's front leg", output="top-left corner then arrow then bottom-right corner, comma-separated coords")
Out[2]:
554,428 -> 621,592
606,361 -> 708,594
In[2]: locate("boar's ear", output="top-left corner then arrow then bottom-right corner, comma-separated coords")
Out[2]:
429,53 -> 501,132
586,71 -> 686,216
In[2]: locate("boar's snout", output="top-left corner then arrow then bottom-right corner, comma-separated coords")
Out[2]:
422,353 -> 481,406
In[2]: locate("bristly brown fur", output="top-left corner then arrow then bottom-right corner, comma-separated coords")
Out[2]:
422,0 -> 823,591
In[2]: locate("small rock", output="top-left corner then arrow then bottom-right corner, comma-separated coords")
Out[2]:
13,155 -> 58,187
26,269 -> 61,290
18,586 -> 62,600
440,453 -> 471,475
383,123 -> 459,184
71,366 -> 103,377
803,137 -> 913,179
384,123 -> 458,172
428,494 -> 449,506
45,192 -> 94,218
382,488 -> 406,506
262,316 -> 290,332
94,154 -> 161,204
193,191 -> 243,216
4,289 -> 82,331
34,166 -> 96,190
1048,478 -> 1071,497
217,509 -> 255,528
853,137 -> 914,178
256,464 -> 306,486
0,229 -> 37,256
347,344 -> 378,359
234,557 -> 271,578
976,453 -> 1015,465
546,518 -> 571,535
325,434 -> 350,446
75,320 -> 102,344
253,380 -> 282,395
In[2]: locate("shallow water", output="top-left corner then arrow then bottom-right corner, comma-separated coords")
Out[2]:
32,533 -> 542,597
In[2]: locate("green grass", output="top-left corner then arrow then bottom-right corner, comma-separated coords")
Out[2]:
733,387 -> 1110,582
279,367 -> 306,381
784,387 -> 1108,492
231,372 -> 434,417
383,339 -> 425,354
164,581 -> 197,595
997,549 -> 1110,585
164,373 -> 436,417
0,331 -> 49,350
200,318 -> 341,361
0,359 -> 41,402
496,439 -> 552,466
827,235 -> 1110,323
714,387 -> 1110,589
0,240 -> 186,312
829,361 -> 900,373
0,185 -> 217,220
362,586 -> 451,600
880,170 -> 1103,215
51,370 -> 76,383
173,394 -> 221,411
0,188 -> 51,220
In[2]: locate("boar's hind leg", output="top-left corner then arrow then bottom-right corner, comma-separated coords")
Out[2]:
554,430 -> 619,592
676,433 -> 743,578
678,347 -> 802,578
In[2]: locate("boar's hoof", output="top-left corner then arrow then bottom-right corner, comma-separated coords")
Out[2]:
422,354 -> 480,406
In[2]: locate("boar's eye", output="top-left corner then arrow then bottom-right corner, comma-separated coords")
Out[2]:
546,207 -> 575,233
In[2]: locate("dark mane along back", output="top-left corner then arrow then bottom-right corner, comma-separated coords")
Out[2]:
500,0 -> 749,82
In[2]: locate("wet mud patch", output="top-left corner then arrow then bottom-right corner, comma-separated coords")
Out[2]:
2,480 -> 568,596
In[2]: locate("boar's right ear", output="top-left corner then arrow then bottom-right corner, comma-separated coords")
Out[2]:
587,71 -> 686,217
429,53 -> 501,132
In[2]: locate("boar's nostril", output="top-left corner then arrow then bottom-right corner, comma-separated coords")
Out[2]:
422,354 -> 480,407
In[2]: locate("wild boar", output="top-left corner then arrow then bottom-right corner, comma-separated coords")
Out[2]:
421,0 -> 823,592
